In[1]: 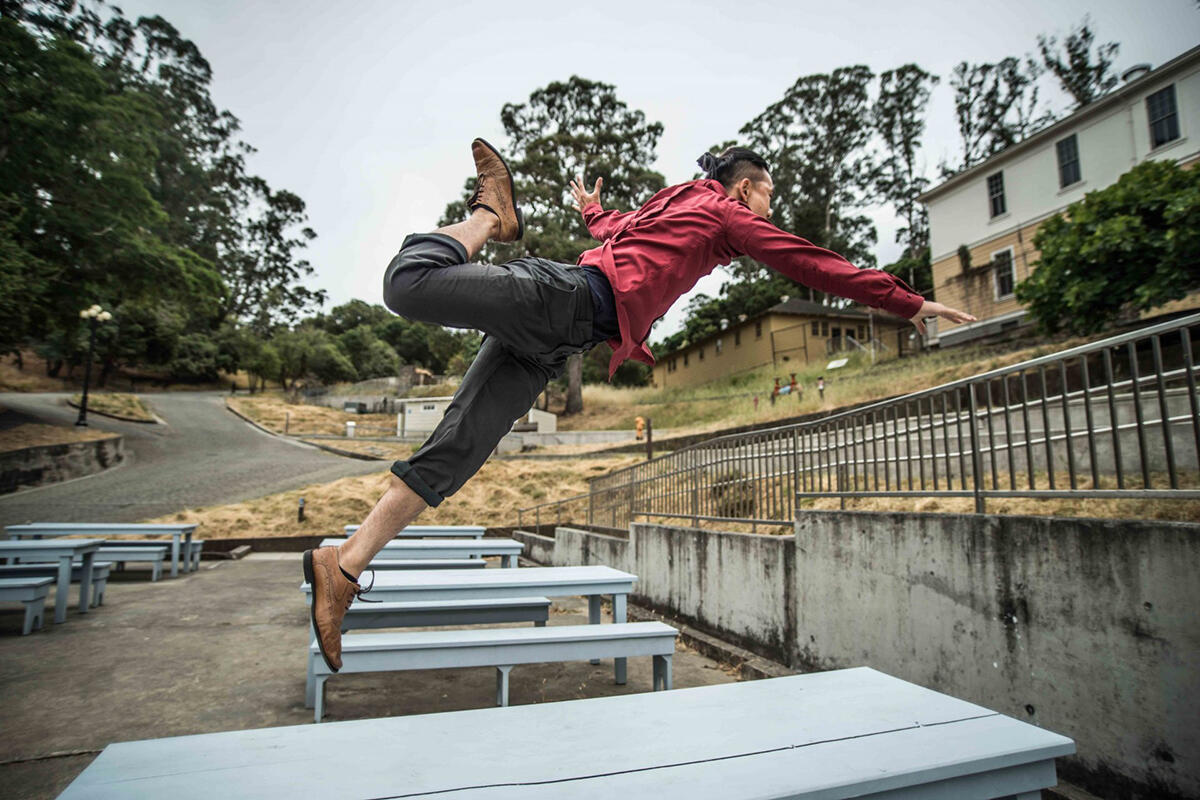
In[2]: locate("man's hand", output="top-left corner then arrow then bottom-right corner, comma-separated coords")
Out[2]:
910,301 -> 976,335
569,175 -> 603,214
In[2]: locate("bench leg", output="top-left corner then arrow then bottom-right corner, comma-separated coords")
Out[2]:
306,654 -> 316,708
78,552 -> 94,614
54,555 -> 71,623
22,598 -> 43,635
613,593 -> 627,685
588,596 -> 601,664
314,676 -> 327,723
92,578 -> 106,608
151,561 -> 161,582
653,654 -> 672,691
496,665 -> 513,707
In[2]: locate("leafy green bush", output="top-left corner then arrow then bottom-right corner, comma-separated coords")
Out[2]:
1018,161 -> 1200,335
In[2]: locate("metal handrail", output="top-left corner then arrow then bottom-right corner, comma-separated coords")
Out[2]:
518,313 -> 1200,529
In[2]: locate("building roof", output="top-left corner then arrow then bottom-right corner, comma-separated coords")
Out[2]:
918,44 -> 1200,205
767,297 -> 871,320
655,297 -> 898,361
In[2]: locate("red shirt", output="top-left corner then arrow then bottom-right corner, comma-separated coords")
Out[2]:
577,179 -> 925,379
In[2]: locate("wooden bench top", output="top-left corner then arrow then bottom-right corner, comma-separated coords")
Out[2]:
60,667 -> 1075,799
6,523 -> 196,535
0,577 -> 55,591
320,538 -> 523,555
328,621 -> 677,654
345,596 -> 550,614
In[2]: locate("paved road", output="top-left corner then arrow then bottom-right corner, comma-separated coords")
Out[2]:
0,392 -> 385,525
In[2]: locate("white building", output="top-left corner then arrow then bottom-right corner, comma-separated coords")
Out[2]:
919,45 -> 1200,346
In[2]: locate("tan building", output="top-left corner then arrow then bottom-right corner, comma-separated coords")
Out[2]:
651,299 -> 909,390
920,46 -> 1200,346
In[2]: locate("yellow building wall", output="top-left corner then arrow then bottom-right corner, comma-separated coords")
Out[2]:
651,313 -> 883,390
931,217 -> 1048,335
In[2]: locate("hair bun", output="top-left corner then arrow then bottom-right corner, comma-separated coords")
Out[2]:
696,152 -> 720,179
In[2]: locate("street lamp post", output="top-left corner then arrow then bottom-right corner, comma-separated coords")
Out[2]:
75,305 -> 112,426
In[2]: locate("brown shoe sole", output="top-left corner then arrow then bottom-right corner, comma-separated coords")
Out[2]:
303,549 -> 340,673
474,137 -> 525,241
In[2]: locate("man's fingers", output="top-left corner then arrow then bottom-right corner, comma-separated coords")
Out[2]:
593,177 -> 602,192
913,318 -> 926,335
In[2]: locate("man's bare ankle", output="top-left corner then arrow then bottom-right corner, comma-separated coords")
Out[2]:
473,208 -> 501,238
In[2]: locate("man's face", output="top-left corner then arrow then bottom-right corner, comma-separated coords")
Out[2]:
734,172 -> 774,219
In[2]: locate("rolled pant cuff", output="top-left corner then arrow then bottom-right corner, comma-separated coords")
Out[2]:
400,231 -> 469,263
390,461 -> 445,507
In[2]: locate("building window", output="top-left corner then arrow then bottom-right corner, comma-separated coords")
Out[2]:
1056,134 -> 1081,188
987,171 -> 1006,217
858,326 -> 865,340
993,248 -> 1015,299
1146,85 -> 1180,149
716,338 -> 723,355
734,330 -> 741,346
821,321 -> 829,336
811,321 -> 819,335
755,321 -> 763,339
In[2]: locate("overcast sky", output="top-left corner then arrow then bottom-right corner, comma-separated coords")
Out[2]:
111,0 -> 1200,337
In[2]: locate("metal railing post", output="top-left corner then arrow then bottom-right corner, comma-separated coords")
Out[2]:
967,383 -> 985,514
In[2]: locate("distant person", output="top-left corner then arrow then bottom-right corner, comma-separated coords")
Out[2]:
303,140 -> 976,672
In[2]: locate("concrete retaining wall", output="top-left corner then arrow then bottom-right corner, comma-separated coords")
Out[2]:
513,511 -> 1200,799
0,436 -> 124,494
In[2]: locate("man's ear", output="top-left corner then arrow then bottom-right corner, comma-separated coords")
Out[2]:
736,178 -> 752,202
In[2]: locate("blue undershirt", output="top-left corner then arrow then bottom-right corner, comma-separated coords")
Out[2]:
582,265 -> 620,341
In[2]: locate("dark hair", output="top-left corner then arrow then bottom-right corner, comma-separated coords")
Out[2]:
697,146 -> 769,189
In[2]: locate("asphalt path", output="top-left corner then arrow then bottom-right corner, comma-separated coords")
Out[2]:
0,392 -> 385,526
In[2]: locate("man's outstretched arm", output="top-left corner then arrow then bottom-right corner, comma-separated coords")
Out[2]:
570,175 -> 637,241
726,203 -> 975,332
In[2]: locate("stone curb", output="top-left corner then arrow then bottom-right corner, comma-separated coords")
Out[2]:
224,401 -> 385,462
65,399 -> 156,424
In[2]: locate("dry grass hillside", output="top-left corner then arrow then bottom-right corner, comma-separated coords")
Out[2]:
556,336 -> 1091,436
146,454 -> 641,539
0,405 -> 117,452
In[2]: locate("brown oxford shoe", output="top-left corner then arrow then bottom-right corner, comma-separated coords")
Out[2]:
303,547 -> 361,673
469,138 -> 524,242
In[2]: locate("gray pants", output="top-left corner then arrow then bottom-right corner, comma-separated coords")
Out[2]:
382,233 -> 601,506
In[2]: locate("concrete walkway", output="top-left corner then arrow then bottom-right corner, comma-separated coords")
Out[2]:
0,392 -> 383,526
0,555 -> 738,799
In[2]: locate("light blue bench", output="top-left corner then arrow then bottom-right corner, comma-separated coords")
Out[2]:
0,577 -> 53,634
0,562 -> 111,607
105,540 -> 204,571
59,668 -> 1076,799
306,621 -> 678,722
99,546 -> 169,581
339,596 -> 551,632
307,596 -> 553,686
345,524 -> 484,539
367,558 -> 486,571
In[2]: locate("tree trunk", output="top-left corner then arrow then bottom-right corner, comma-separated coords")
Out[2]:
564,353 -> 584,415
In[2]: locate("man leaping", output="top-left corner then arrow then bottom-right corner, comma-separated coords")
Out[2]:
303,140 -> 976,672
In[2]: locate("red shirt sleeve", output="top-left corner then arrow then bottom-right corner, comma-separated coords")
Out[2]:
723,202 -> 925,320
582,203 -> 638,242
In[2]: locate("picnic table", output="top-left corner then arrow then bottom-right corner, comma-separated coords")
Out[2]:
344,524 -> 484,539
302,565 -> 636,683
59,667 -> 1075,799
319,537 -> 523,568
0,539 -> 101,623
5,523 -> 197,578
